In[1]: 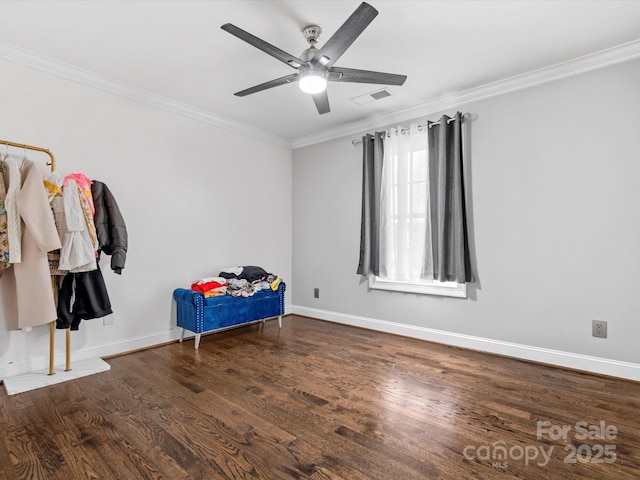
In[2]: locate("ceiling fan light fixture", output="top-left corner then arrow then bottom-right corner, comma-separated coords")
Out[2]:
298,69 -> 327,94
222,2 -> 407,114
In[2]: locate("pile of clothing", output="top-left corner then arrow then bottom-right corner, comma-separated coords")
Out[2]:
190,265 -> 281,298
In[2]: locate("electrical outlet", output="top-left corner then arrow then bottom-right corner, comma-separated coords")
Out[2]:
592,320 -> 607,338
103,314 -> 114,326
313,288 -> 320,299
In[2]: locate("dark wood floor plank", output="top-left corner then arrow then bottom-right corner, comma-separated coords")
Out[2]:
2,315 -> 640,479
132,342 -> 402,479
151,334 -> 435,479
102,352 -> 298,479
53,424 -> 127,480
3,423 -> 49,480
178,316 -> 640,478
80,370 -> 227,479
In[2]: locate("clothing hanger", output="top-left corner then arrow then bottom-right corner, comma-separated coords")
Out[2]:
20,147 -> 27,168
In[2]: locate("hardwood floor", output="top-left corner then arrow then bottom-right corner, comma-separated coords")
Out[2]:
1,315 -> 639,479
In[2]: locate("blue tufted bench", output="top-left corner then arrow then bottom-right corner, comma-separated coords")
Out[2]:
173,282 -> 285,349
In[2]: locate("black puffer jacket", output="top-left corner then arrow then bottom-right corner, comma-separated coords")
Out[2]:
91,180 -> 128,274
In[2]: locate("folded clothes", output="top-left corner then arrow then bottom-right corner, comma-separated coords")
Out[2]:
253,281 -> 271,292
226,278 -> 255,297
219,266 -> 243,277
191,279 -> 227,292
219,265 -> 272,282
204,286 -> 227,297
193,276 -> 227,285
241,265 -> 271,282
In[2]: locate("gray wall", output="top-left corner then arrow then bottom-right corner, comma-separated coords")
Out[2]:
292,58 -> 640,368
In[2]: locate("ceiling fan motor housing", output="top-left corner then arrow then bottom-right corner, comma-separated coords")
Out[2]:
300,45 -> 319,63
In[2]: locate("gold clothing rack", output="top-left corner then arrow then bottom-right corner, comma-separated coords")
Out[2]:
0,138 -> 69,376
0,139 -> 56,170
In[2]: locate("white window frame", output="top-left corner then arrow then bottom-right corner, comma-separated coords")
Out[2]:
369,275 -> 467,298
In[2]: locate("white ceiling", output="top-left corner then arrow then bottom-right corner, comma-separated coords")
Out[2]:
1,1 -> 640,147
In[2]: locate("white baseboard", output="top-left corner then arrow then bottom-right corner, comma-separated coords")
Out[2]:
4,309 -> 638,383
0,329 -> 183,381
0,308 -> 294,382
291,305 -> 640,382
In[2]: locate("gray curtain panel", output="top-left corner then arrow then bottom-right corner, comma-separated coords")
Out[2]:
357,132 -> 385,276
426,112 -> 474,283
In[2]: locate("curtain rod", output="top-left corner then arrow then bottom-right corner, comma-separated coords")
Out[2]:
351,113 -> 471,146
0,139 -> 56,170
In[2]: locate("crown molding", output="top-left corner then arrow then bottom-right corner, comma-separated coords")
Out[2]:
0,41 -> 292,150
2,37 -> 639,152
291,38 -> 640,149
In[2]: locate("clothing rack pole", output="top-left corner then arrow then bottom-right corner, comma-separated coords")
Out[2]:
0,140 -> 56,170
0,139 -> 71,376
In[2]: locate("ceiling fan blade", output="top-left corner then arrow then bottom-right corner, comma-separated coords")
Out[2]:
222,23 -> 306,69
234,73 -> 299,97
311,2 -> 378,69
329,67 -> 407,86
312,90 -> 330,114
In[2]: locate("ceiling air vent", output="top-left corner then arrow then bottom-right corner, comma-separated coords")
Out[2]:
351,88 -> 392,106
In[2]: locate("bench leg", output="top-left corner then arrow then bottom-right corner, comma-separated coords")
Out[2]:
278,315 -> 282,329
179,327 -> 185,343
194,333 -> 201,350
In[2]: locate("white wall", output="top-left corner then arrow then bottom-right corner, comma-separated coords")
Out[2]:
292,58 -> 640,380
0,59 -> 292,379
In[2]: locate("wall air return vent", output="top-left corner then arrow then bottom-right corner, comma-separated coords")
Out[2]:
351,88 -> 392,106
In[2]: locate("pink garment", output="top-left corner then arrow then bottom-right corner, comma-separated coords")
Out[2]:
63,172 -> 95,216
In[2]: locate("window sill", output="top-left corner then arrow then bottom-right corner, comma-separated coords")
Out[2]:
369,276 -> 467,298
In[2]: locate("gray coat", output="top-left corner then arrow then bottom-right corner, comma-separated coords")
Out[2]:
91,180 -> 127,274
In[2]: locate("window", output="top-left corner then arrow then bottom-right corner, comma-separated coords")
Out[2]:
368,120 -> 470,297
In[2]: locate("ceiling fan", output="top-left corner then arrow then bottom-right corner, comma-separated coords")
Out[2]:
221,2 -> 407,114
